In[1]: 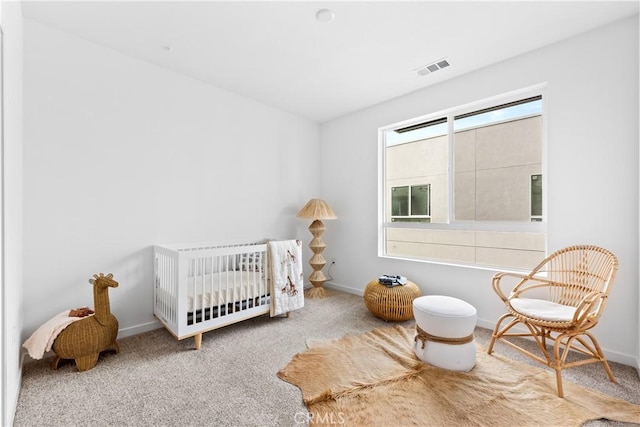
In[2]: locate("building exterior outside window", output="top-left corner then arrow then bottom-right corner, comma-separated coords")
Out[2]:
381,93 -> 545,270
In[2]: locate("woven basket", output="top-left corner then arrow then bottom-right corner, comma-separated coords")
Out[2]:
52,315 -> 119,371
52,273 -> 119,371
364,279 -> 421,322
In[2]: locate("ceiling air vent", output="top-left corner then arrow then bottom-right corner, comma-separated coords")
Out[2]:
415,58 -> 450,77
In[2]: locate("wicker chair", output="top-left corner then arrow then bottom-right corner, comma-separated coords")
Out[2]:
487,245 -> 618,398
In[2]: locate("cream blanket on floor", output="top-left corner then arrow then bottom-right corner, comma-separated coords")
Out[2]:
23,310 -> 89,359
268,240 -> 304,316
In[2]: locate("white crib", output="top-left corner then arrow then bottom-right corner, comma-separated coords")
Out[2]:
154,239 -> 275,349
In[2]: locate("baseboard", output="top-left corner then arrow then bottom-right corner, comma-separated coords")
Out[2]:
117,320 -> 163,338
608,350 -> 640,372
478,317 -> 638,368
325,282 -> 639,370
475,317 -> 497,331
6,362 -> 22,427
324,281 -> 364,296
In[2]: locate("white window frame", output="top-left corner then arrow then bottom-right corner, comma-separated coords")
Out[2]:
377,84 -> 548,267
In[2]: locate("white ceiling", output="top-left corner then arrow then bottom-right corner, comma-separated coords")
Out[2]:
21,1 -> 639,123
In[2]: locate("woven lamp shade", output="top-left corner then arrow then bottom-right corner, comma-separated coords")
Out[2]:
296,199 -> 337,220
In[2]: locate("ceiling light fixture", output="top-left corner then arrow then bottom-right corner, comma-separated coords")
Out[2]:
315,9 -> 335,23
415,58 -> 450,76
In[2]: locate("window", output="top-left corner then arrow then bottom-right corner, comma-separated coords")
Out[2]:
391,184 -> 431,222
380,88 -> 546,270
531,174 -> 542,222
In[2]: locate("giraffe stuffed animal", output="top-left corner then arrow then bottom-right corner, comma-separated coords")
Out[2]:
52,273 -> 120,371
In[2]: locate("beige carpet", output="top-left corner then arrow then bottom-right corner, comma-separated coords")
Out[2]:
279,325 -> 640,427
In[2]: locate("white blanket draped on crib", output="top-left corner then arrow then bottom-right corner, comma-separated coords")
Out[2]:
268,240 -> 304,316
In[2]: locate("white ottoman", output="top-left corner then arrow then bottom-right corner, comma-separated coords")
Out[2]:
413,295 -> 477,372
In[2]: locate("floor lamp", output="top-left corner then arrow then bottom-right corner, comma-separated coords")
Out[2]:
296,199 -> 337,298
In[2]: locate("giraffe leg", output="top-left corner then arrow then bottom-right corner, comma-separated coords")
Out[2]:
52,356 -> 62,370
112,340 -> 120,354
75,354 -> 99,372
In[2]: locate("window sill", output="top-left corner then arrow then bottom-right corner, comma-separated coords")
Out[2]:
378,253 -> 533,276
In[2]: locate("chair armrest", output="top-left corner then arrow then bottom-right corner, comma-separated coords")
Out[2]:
492,272 -> 558,302
492,272 -> 532,302
573,291 -> 606,325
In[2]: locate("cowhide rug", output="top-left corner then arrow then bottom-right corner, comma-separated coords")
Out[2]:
278,325 -> 640,426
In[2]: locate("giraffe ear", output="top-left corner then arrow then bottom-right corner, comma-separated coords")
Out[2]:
106,273 -> 113,279
89,279 -> 95,285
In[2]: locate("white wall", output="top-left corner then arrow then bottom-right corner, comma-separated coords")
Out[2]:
1,1 -> 23,425
22,21 -> 319,341
321,16 -> 639,366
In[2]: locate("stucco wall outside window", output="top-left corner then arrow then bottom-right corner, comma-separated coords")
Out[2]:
384,112 -> 545,270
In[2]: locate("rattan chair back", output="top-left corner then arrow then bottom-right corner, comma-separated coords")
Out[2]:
528,245 -> 618,321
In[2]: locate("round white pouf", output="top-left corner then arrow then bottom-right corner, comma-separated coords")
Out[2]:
413,295 -> 477,372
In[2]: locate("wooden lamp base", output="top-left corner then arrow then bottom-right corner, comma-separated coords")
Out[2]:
306,219 -> 330,299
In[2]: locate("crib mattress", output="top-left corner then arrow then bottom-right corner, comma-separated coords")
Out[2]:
157,271 -> 268,313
